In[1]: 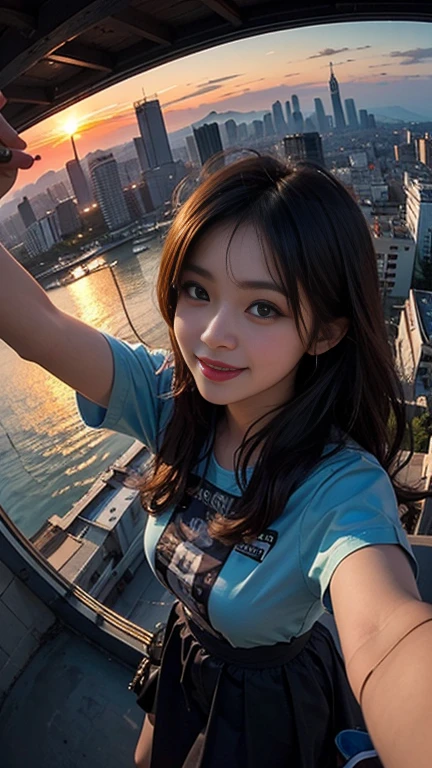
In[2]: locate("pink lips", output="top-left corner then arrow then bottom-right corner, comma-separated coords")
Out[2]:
196,356 -> 246,382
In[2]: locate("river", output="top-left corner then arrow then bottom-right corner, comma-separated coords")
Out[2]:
0,237 -> 169,538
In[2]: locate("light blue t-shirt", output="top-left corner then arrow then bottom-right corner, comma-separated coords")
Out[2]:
77,334 -> 419,648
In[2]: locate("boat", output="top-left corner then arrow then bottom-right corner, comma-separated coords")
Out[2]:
45,259 -> 116,289
132,242 -> 150,254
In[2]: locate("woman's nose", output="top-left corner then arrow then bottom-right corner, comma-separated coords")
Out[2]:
200,307 -> 237,349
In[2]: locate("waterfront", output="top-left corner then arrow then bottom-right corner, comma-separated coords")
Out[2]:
0,238 -> 168,538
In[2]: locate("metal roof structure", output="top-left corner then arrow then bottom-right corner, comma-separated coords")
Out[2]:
1,1 -> 431,133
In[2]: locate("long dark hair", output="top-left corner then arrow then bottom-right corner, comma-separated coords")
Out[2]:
139,153 -> 428,543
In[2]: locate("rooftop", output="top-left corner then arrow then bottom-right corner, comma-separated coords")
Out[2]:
413,290 -> 432,345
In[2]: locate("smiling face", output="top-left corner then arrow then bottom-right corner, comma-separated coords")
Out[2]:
173,219 -> 314,430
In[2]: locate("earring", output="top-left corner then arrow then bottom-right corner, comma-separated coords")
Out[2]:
315,354 -> 318,373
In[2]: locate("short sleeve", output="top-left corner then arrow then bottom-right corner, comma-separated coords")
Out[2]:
76,333 -> 174,453
299,450 -> 419,614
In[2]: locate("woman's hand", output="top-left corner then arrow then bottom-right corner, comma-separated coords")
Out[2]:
0,91 -> 36,199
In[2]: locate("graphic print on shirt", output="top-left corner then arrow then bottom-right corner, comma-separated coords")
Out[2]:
154,474 -> 237,636
154,474 -> 279,636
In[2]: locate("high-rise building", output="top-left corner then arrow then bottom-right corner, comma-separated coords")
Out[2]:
89,153 -> 131,231
133,136 -> 148,173
405,176 -> 432,262
284,133 -> 325,167
272,101 -> 287,136
263,113 -> 275,137
134,97 -> 173,169
18,196 -> 36,229
367,113 -> 376,129
55,199 -> 81,237
304,117 -> 317,133
185,134 -> 200,165
344,98 -> 359,130
314,98 -> 327,135
292,111 -> 304,133
193,123 -> 223,166
237,123 -> 248,141
418,135 -> 432,169
291,95 -> 300,113
224,119 -> 238,146
359,109 -> 369,130
66,134 -> 93,209
284,101 -> 292,131
252,120 -> 264,140
329,62 -> 346,131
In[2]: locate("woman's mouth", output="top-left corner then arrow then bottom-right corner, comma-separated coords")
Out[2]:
196,357 -> 246,382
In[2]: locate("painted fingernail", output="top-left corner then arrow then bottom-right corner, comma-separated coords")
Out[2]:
0,147 -> 12,163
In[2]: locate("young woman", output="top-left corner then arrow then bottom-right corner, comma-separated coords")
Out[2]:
1,92 -> 432,768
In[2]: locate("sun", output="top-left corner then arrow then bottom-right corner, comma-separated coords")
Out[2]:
63,117 -> 79,136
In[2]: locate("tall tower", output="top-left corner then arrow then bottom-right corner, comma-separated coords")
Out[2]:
284,133 -> 325,168
285,101 -> 292,131
314,98 -> 327,134
17,196 -> 37,229
329,62 -> 346,131
291,94 -> 300,113
134,97 -> 173,170
89,153 -> 131,231
272,100 -> 287,136
66,134 -> 93,208
193,123 -> 223,166
344,98 -> 359,130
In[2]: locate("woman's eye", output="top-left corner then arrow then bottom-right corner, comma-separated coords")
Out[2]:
180,281 -> 209,301
249,302 -> 280,319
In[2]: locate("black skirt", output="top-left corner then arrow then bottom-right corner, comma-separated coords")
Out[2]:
148,602 -> 365,768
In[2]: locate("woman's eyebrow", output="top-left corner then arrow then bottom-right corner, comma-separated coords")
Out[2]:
184,263 -> 286,296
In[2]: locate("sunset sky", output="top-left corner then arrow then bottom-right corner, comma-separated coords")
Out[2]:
5,20 -> 432,201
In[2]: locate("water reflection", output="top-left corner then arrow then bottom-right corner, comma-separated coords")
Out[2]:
0,242 -> 168,537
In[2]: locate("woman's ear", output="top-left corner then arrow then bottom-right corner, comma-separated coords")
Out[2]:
315,317 -> 350,356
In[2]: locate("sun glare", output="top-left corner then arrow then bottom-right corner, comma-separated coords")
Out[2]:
63,118 -> 79,136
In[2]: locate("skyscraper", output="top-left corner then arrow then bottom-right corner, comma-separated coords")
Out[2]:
252,120 -> 264,140
314,98 -> 327,135
344,98 -> 359,130
329,62 -> 346,131
185,134 -> 200,165
367,113 -> 376,129
272,100 -> 287,136
291,95 -> 300,113
284,133 -> 325,168
18,196 -> 36,229
285,101 -> 292,131
405,177 -> 432,262
263,113 -> 275,137
193,123 -> 223,166
134,97 -> 173,169
66,134 -> 93,208
224,119 -> 238,146
89,153 -> 131,231
359,109 -> 369,130
292,111 -> 304,133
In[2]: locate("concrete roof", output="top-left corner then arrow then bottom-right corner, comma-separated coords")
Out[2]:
1,1 -> 432,133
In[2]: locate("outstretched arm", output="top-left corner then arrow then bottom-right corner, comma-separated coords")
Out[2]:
0,242 -> 114,407
0,91 -> 114,407
331,543 -> 432,768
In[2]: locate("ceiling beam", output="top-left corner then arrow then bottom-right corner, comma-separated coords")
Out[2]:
1,86 -> 53,105
0,7 -> 37,33
47,41 -> 114,72
199,0 -> 243,27
110,8 -> 173,45
0,0 -> 129,88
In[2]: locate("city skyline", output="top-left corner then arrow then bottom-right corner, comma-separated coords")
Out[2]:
3,20 -> 432,201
